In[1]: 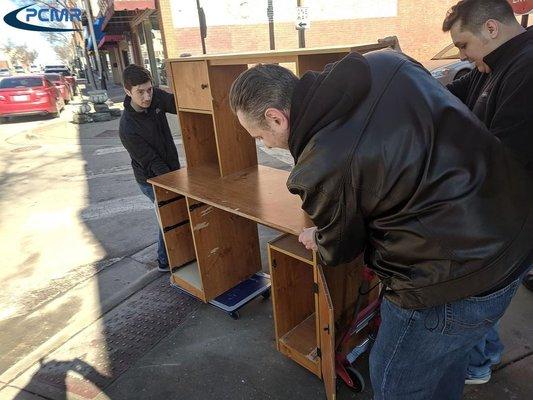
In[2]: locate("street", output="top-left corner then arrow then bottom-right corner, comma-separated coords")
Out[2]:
0,88 -> 171,373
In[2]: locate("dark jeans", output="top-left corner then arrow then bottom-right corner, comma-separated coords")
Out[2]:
138,181 -> 168,266
369,277 -> 521,400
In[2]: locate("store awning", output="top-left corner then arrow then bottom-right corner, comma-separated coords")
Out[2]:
98,35 -> 125,49
101,0 -> 156,32
114,1 -> 156,11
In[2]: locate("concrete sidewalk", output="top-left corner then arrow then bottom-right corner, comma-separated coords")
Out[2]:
1,244 -> 531,399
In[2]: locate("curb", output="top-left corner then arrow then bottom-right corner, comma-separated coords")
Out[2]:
0,266 -> 163,384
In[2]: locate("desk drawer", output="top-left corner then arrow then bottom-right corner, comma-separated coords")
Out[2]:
158,195 -> 188,226
172,61 -> 212,111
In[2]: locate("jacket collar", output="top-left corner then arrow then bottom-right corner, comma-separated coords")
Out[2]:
484,26 -> 533,71
288,52 -> 371,163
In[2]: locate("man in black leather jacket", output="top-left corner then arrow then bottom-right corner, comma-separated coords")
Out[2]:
229,49 -> 532,399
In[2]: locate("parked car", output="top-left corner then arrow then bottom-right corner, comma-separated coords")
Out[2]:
0,75 -> 65,122
44,73 -> 72,103
13,66 -> 26,74
45,64 -> 68,70
29,64 -> 41,73
425,43 -> 474,86
44,68 -> 76,95
0,68 -> 11,77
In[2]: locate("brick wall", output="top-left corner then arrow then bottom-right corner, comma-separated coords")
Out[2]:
158,0 -> 463,62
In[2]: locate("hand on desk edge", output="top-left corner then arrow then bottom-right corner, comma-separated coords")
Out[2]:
299,227 -> 318,251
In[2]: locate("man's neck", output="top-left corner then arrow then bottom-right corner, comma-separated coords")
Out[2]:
495,24 -> 527,48
130,99 -> 146,113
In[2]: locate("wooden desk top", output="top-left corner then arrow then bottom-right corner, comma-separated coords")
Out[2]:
148,165 -> 313,235
165,42 -> 392,66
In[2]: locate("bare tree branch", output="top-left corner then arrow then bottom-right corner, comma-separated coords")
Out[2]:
1,40 -> 39,67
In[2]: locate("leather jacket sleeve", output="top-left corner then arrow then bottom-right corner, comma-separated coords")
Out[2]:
288,181 -> 367,266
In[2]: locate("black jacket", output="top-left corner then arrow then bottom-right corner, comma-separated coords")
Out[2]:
119,87 -> 180,184
286,50 -> 533,309
447,27 -> 533,170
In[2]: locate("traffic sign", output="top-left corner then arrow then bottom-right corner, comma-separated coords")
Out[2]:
508,0 -> 533,15
296,6 -> 310,30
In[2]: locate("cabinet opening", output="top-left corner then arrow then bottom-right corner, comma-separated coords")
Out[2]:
269,242 -> 319,375
178,111 -> 219,171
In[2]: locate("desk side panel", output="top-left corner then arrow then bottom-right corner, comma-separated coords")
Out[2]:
188,199 -> 261,301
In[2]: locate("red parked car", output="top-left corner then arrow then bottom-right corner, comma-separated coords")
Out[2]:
45,73 -> 72,103
0,75 -> 65,122
44,68 -> 76,95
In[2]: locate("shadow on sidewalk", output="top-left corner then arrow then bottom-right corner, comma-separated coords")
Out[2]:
14,358 -> 111,400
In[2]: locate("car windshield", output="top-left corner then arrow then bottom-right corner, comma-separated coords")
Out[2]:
432,44 -> 460,60
0,77 -> 43,88
15,67 -> 24,70
0,68 -> 9,72
45,74 -> 61,82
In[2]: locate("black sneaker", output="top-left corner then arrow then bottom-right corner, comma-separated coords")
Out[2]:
157,260 -> 170,272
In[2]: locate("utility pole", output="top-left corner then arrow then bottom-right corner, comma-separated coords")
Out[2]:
267,0 -> 275,50
83,0 -> 104,89
297,0 -> 305,48
196,0 -> 207,54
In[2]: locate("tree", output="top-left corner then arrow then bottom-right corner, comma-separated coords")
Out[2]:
53,42 -> 74,64
0,39 -> 39,67
13,0 -> 77,64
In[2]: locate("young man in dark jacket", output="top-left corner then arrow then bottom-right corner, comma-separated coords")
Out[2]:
119,65 -> 181,272
442,0 -> 533,384
229,50 -> 532,399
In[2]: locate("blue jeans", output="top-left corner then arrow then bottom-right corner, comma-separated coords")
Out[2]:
466,323 -> 503,379
369,278 -> 521,400
138,181 -> 168,266
468,264 -> 533,379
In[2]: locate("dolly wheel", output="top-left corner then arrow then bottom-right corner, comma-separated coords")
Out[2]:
261,289 -> 271,300
229,311 -> 240,320
345,366 -> 365,393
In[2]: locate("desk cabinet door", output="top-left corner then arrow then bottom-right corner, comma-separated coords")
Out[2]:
317,265 -> 336,400
172,61 -> 212,111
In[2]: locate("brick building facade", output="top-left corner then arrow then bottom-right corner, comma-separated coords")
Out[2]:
156,0 -> 462,63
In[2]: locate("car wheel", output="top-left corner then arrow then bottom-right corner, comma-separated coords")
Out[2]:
53,104 -> 61,118
454,69 -> 471,80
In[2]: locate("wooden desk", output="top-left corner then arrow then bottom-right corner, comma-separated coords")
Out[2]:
150,164 -> 312,235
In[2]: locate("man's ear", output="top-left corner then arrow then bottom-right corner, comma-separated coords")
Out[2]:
485,20 -> 499,39
124,87 -> 132,97
264,108 -> 288,127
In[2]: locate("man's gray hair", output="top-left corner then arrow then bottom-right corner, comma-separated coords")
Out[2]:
229,64 -> 299,126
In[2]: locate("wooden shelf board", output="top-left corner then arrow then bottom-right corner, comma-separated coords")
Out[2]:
269,234 -> 314,265
166,42 -> 392,64
149,165 -> 313,235
178,107 -> 213,115
171,262 -> 204,301
278,313 -> 320,377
